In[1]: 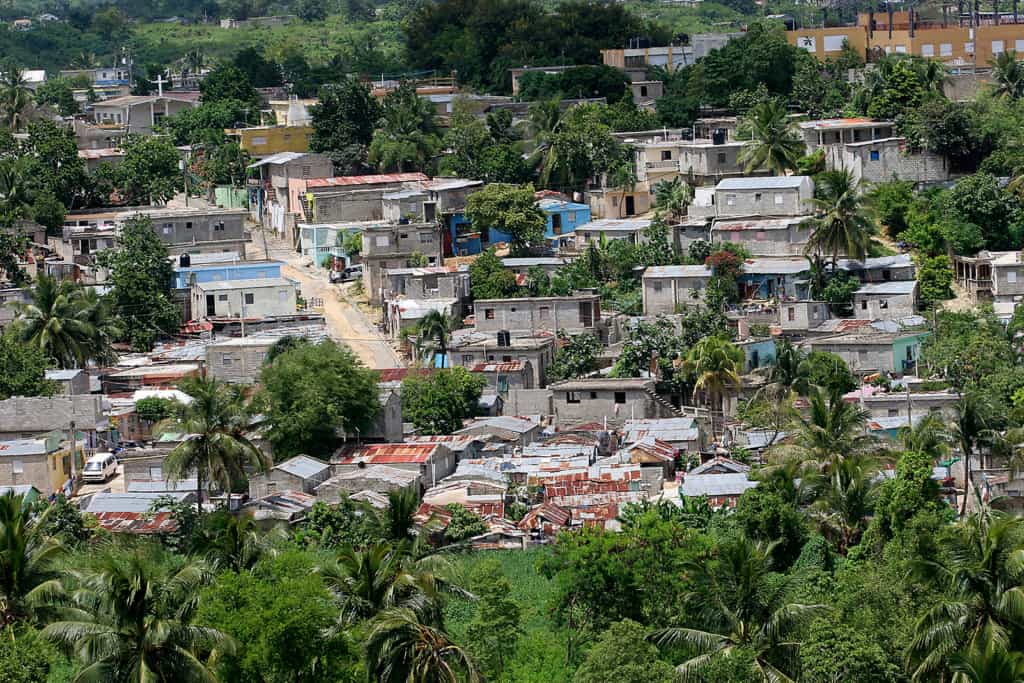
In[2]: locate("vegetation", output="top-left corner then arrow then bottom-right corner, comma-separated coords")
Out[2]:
401,368 -> 486,435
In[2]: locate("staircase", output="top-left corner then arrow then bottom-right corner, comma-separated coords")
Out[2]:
643,387 -> 708,420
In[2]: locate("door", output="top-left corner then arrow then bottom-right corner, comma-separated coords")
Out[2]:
625,196 -> 636,216
206,294 -> 216,316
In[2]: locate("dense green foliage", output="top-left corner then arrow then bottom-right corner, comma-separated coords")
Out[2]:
401,368 -> 486,435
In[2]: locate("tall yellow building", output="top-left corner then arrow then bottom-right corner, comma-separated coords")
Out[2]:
788,13 -> 1024,67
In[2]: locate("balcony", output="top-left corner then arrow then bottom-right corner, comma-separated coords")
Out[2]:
645,160 -> 679,170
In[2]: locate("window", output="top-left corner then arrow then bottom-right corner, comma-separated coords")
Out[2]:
888,409 -> 899,417
858,349 -> 868,362
614,391 -> 627,404
566,391 -> 581,403
754,193 -> 762,202
222,356 -> 232,366
1017,39 -> 1024,52
244,293 -> 255,305
624,55 -> 646,68
941,42 -> 953,56
251,136 -> 267,145
661,150 -> 672,161
186,221 -> 193,230
399,233 -> 409,240
861,299 -> 868,310
717,152 -> 727,163
965,41 -> 975,54
640,85 -> 648,97
774,193 -> 784,205
653,281 -> 663,292
539,306 -> 551,320
921,43 -> 935,57
462,354 -> 473,365
879,300 -> 888,309
612,196 -> 619,207
218,294 -> 228,301
993,40 -> 1006,54
502,355 -> 513,362
590,391 -> 598,399
375,236 -> 389,247
755,231 -> 766,241
894,45 -> 907,54
214,222 -> 225,231
824,35 -> 847,52
484,308 -> 495,320
419,232 -> 433,243
162,226 -> 171,235
148,465 -> 163,479
725,194 -> 736,206
1008,271 -> 1018,284
279,290 -> 289,302
568,212 -> 576,222
11,460 -> 22,475
301,165 -> 311,177
797,36 -> 817,52
787,307 -> 795,321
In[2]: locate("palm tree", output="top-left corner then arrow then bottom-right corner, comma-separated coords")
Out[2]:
609,161 -> 637,219
11,275 -> 102,369
0,492 -> 64,623
0,62 -> 32,131
682,335 -> 743,439
804,169 -> 873,267
908,507 -> 1024,681
74,285 -> 121,367
42,543 -> 234,682
951,641 -> 1024,683
385,488 -> 419,542
784,387 -> 874,473
810,455 -> 878,554
764,340 -> 811,397
991,51 -> 1024,99
0,156 -> 34,223
953,390 -> 995,517
650,535 -> 825,681
162,376 -> 271,515
652,177 -> 693,223
524,97 -> 566,187
417,310 -> 453,369
365,607 -> 481,683
191,510 -> 278,573
737,100 -> 804,175
899,411 -> 953,461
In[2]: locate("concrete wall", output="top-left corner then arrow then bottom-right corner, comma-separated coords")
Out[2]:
366,392 -> 403,443
854,292 -> 916,320
643,276 -> 708,314
0,395 -> 104,438
310,189 -> 386,223
993,263 -> 1024,300
139,210 -> 248,248
551,387 -> 659,425
505,389 -> 553,416
710,226 -> 810,256
474,297 -> 600,335
779,301 -> 831,333
192,282 -> 297,319
827,141 -> 949,184
0,453 -> 54,495
249,467 -> 329,498
808,342 -> 895,375
452,344 -> 553,388
206,340 -> 274,384
715,186 -> 810,217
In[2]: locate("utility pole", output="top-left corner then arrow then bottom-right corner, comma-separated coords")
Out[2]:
68,420 -> 77,494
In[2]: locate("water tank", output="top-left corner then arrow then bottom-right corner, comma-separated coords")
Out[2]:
712,129 -> 727,145
497,330 -> 511,347
179,253 -> 191,267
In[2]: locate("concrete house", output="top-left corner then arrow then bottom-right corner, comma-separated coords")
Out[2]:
778,300 -> 832,334
799,118 -> 897,151
737,258 -> 812,300
853,281 -> 918,320
248,455 -> 331,499
0,435 -> 77,497
642,265 -> 713,314
501,257 -> 570,278
380,265 -> 470,303
633,136 -> 750,186
453,416 -> 543,448
315,465 -> 420,503
191,278 -> 297,320
0,395 -> 106,446
44,369 -> 90,396
450,332 -> 556,388
826,137 -> 948,184
710,216 -> 812,257
468,360 -> 534,393
862,390 -> 960,422
954,250 -> 1024,304
474,294 -> 601,336
707,176 -> 814,218
366,389 -> 404,444
91,94 -> 198,136
288,173 -> 428,224
247,152 -> 333,231
205,336 -> 277,384
586,180 -> 653,220
680,471 -> 757,508
623,417 -> 702,453
805,330 -> 930,376
838,254 -> 916,283
126,208 -> 251,259
549,378 -> 663,426
535,197 -> 591,250
379,178 -> 482,257
361,222 -> 444,305
332,443 -> 456,490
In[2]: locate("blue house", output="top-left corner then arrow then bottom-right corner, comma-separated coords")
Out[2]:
736,338 -> 777,373
455,196 -> 592,255
172,257 -> 283,290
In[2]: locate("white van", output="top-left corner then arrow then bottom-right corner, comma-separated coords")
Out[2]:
82,452 -> 117,483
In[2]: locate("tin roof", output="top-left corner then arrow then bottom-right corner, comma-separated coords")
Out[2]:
741,257 -> 811,275
625,436 -> 676,462
85,491 -> 191,514
798,117 -> 893,130
644,265 -> 713,278
334,442 -> 442,465
680,472 -> 758,497
247,152 -> 309,168
713,216 -> 809,232
304,173 -> 428,188
470,361 -> 526,373
0,439 -> 50,456
455,416 -> 540,435
855,281 -> 917,296
275,455 -> 330,480
324,465 -> 420,486
577,218 -> 651,231
195,277 -> 293,292
91,511 -> 179,534
690,456 -> 750,475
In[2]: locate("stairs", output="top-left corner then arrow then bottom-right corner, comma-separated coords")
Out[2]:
643,387 -> 708,420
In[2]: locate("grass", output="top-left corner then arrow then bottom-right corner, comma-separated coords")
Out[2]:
446,548 -> 576,683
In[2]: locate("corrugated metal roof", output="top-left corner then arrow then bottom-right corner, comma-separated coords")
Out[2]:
85,491 -> 191,514
247,152 -> 308,168
689,456 -> 750,475
125,479 -> 197,493
335,443 -> 441,464
92,511 -> 179,534
304,173 -> 428,188
798,117 -> 893,130
325,465 -> 420,485
713,216 -> 809,232
644,265 -> 713,278
195,277 -> 294,292
470,361 -> 526,373
456,416 -> 539,435
0,439 -> 49,456
855,281 -> 917,296
577,218 -> 651,231
275,455 -> 330,480
741,258 -> 811,275
680,472 -> 757,497
717,176 -> 809,190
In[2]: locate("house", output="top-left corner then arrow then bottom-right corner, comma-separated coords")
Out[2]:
620,436 -> 677,483
633,136 -> 750,186
0,435 -> 80,497
361,222 -> 444,305
954,250 -> 1024,304
384,298 -> 459,339
861,389 -> 960,422
226,124 -> 314,157
623,417 -> 702,453
268,98 -> 318,126
85,492 -> 194,534
629,80 -> 663,107
368,388 -> 404,443
738,257 -> 812,300
710,216 -> 812,257
838,254 -> 916,283
332,443 -> 456,490
549,378 -> 663,427
380,265 -> 471,304
101,364 -> 201,393
574,218 -> 653,250
422,479 -> 506,517
736,337 -> 777,372
642,265 -> 713,314
191,278 -> 297,321
59,66 -> 131,86
450,332 -> 556,389
679,471 -> 757,508
288,173 -> 428,224
205,336 -> 277,384
600,35 -> 741,79
315,465 -> 420,503
379,178 -> 483,256
126,207 -> 251,259
473,294 -> 601,336
778,300 -> 833,335
0,395 -> 107,446
172,256 -> 283,314
690,456 -> 751,475
518,502 -> 571,537
804,330 -> 930,376
78,147 -> 125,172
799,118 -> 897,152
91,95 -> 198,136
585,180 -> 653,220
501,257 -> 570,278
825,137 -> 949,184
405,435 -> 485,463
245,490 -> 316,525
536,197 -> 591,249
853,281 -> 918,320
248,455 -> 331,499
453,416 -> 543,448
703,176 -> 815,219
469,360 -> 535,393
246,153 -> 333,232
44,369 -> 90,396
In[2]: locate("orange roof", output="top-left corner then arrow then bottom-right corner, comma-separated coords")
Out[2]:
303,173 -> 427,188
334,442 -> 441,465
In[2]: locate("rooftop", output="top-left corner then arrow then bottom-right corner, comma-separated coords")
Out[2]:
93,94 -> 197,108
194,277 -> 294,292
324,465 -> 420,486
303,173 -> 428,188
536,197 -> 589,212
798,117 -> 894,130
712,216 -> 810,232
741,257 -> 811,275
274,455 -> 330,480
455,416 -> 539,435
855,281 -> 917,296
334,442 -> 442,465
576,218 -> 651,232
470,361 -> 527,373
680,472 -> 758,497
716,176 -> 809,190
84,491 -> 191,514
0,439 -> 49,456
550,378 -> 654,392
247,152 -> 315,168
643,265 -> 713,279
501,257 -> 569,267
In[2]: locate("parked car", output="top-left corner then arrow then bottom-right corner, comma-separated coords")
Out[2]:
342,264 -> 363,281
82,452 -> 118,483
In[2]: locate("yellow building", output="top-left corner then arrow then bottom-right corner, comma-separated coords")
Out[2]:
0,433 -> 81,497
225,125 -> 314,157
788,14 -> 1024,67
